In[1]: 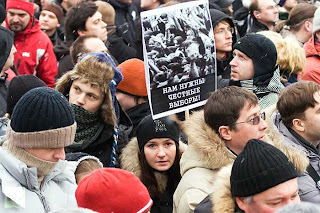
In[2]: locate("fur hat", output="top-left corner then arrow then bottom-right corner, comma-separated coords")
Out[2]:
76,168 -> 153,213
56,53 -> 122,126
117,58 -> 147,97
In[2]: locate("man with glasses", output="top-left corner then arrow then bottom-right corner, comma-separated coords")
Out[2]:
173,86 -> 267,213
268,81 -> 320,203
229,33 -> 284,110
210,9 -> 236,79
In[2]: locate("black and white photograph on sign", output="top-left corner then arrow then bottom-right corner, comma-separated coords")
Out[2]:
141,0 -> 217,119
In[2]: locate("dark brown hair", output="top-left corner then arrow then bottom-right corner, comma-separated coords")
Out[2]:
204,86 -> 258,134
277,81 -> 320,128
139,143 -> 181,199
275,3 -> 317,33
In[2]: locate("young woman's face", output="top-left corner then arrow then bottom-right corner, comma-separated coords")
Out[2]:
144,138 -> 176,172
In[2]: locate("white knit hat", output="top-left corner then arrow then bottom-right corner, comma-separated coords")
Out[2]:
313,7 -> 320,33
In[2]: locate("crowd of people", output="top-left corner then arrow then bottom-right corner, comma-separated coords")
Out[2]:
2,0 -> 320,212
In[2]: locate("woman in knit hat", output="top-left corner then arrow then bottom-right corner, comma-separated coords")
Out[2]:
121,115 -> 186,213
116,58 -> 150,138
56,53 -> 131,167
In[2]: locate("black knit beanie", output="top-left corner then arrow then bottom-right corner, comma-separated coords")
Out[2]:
136,115 -> 180,150
6,75 -> 46,115
231,139 -> 298,197
8,87 -> 77,148
233,33 -> 277,85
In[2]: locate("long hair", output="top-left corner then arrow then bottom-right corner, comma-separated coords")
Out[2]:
139,142 -> 181,199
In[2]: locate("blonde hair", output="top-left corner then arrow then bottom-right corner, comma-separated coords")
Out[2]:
258,31 -> 306,78
75,159 -> 102,184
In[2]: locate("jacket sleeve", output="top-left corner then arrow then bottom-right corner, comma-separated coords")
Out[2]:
36,40 -> 58,88
298,171 -> 320,203
173,188 -> 209,213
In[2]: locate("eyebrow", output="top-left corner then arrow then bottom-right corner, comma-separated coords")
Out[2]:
265,189 -> 299,202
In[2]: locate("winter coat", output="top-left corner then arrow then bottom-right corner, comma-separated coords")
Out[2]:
247,17 -> 269,34
176,109 -> 309,213
0,79 -> 7,117
301,35 -> 320,84
266,105 -> 320,203
108,0 -> 139,49
229,67 -> 284,110
121,137 -> 187,213
173,110 -> 236,213
6,18 -> 57,88
54,40 -> 73,80
107,29 -> 138,64
0,147 -> 78,212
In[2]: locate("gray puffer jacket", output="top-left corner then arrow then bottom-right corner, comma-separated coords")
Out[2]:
268,107 -> 320,203
0,147 -> 78,212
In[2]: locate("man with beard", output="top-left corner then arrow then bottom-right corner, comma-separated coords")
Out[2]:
5,0 -> 58,88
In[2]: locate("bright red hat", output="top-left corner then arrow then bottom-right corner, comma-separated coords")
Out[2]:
76,168 -> 153,213
6,0 -> 34,18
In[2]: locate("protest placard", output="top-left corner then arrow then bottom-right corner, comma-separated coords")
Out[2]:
141,0 -> 217,119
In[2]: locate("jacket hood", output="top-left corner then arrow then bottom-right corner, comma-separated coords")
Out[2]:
6,17 -> 40,41
180,110 -> 236,176
120,137 -> 187,193
0,26 -> 13,72
54,40 -> 72,60
209,9 -> 237,46
211,106 -> 309,212
304,35 -> 320,58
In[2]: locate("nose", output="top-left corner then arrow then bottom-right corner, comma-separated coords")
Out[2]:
230,57 -> 236,67
157,146 -> 166,158
259,118 -> 268,131
76,94 -> 86,105
13,45 -> 17,54
12,15 -> 19,22
53,148 -> 65,160
102,20 -> 107,28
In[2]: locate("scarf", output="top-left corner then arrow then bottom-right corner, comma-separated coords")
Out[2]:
65,104 -> 104,152
2,141 -> 57,187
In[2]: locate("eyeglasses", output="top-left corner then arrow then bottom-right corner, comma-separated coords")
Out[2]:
234,112 -> 266,126
214,27 -> 234,35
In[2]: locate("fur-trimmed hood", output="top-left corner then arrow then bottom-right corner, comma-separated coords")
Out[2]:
180,110 -> 236,176
55,55 -> 116,126
211,105 -> 309,213
120,137 -> 187,193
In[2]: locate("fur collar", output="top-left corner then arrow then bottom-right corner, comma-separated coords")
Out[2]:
180,110 -> 236,175
120,137 -> 187,193
211,105 -> 309,213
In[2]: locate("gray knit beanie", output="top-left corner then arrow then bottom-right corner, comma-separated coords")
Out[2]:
313,7 -> 320,33
7,87 -> 77,149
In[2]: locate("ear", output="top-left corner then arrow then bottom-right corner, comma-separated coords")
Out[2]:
292,118 -> 305,132
57,23 -> 61,28
77,29 -> 86,36
305,20 -> 313,32
235,197 -> 247,212
218,126 -> 232,141
253,10 -> 260,20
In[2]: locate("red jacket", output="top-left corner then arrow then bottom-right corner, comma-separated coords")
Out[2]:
301,35 -> 320,84
6,18 -> 57,88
